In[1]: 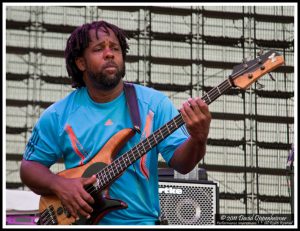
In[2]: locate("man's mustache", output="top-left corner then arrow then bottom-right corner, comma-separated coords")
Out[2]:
102,62 -> 118,69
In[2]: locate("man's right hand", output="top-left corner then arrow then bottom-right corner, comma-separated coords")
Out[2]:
20,160 -> 97,220
50,175 -> 97,220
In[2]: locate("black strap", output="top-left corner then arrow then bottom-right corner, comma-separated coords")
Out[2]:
123,82 -> 141,133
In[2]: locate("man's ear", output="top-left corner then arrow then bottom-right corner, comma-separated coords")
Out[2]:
75,57 -> 86,72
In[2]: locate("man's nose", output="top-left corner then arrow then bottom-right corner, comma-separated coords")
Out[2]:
104,48 -> 114,59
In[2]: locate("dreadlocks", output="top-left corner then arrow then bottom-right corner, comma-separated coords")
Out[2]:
64,20 -> 129,88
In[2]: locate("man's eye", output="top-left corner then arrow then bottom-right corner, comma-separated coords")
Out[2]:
93,47 -> 104,51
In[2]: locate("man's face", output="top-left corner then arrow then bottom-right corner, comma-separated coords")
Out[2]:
77,28 -> 125,90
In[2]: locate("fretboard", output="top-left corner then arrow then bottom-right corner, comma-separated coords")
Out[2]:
94,78 -> 233,191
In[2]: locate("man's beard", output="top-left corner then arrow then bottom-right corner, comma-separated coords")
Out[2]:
87,63 -> 125,91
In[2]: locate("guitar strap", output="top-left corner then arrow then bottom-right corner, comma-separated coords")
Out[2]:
123,82 -> 144,186
123,82 -> 141,134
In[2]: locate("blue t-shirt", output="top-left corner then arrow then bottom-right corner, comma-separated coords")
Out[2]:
23,84 -> 188,225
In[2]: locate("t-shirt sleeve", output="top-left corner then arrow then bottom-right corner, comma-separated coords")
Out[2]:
23,107 -> 62,167
154,97 -> 189,165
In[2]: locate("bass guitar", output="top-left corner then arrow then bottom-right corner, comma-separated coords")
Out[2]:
37,50 -> 284,225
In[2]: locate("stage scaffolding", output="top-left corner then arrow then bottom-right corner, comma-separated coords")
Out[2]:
5,5 -> 294,215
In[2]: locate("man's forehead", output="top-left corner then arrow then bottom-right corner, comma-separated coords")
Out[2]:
89,27 -> 117,41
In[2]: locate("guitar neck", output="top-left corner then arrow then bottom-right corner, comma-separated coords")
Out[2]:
94,78 -> 233,190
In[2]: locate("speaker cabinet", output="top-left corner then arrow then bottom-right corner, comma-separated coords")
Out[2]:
158,179 -> 219,225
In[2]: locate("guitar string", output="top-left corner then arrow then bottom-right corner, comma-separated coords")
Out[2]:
83,54 -> 269,194
84,78 -> 234,195
38,207 -> 51,224
84,78 -> 231,194
39,207 -> 55,225
85,116 -> 183,194
39,55 -> 270,224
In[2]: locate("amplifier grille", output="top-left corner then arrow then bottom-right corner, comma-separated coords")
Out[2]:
159,181 -> 218,225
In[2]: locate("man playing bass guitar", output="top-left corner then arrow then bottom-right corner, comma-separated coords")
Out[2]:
20,20 -> 211,225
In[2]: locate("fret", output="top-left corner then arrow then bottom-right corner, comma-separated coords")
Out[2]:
161,129 -> 169,140
113,159 -> 121,175
124,149 -> 134,167
118,156 -> 124,168
159,128 -> 165,139
106,167 -> 112,181
125,145 -> 138,166
100,175 -> 107,188
124,152 -> 130,164
202,80 -> 233,106
96,172 -> 103,185
102,172 -> 108,186
103,171 -> 109,183
132,147 -> 137,160
142,140 -> 150,152
141,142 -> 147,154
147,138 -> 152,149
97,176 -> 103,189
205,88 -> 217,104
173,118 -> 179,128
113,159 -> 121,173
162,128 -> 169,136
112,167 -> 118,178
167,121 -> 175,131
153,134 -> 158,144
132,155 -> 137,163
206,93 -> 212,104
132,145 -> 140,160
166,123 -> 171,134
226,79 -> 232,88
202,96 -> 208,104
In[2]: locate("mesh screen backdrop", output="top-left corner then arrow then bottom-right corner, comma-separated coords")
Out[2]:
4,4 -> 295,216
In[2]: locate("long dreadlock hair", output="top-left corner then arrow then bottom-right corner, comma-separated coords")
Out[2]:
64,20 -> 129,88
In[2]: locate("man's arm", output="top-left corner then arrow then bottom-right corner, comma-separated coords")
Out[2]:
20,159 -> 96,219
169,97 -> 211,174
20,159 -> 61,195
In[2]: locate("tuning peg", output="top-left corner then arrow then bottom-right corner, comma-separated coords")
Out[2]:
256,81 -> 265,90
257,48 -> 264,56
257,57 -> 262,64
242,58 -> 248,68
268,72 -> 275,81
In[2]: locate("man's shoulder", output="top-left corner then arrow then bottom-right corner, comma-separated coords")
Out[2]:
41,88 -> 82,119
132,83 -> 175,114
133,83 -> 166,101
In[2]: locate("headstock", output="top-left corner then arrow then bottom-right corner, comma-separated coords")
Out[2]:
231,50 -> 285,90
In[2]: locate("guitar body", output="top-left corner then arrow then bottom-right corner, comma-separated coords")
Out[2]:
38,128 -> 135,225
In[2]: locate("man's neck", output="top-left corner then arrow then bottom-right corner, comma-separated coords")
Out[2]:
86,80 -> 124,103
